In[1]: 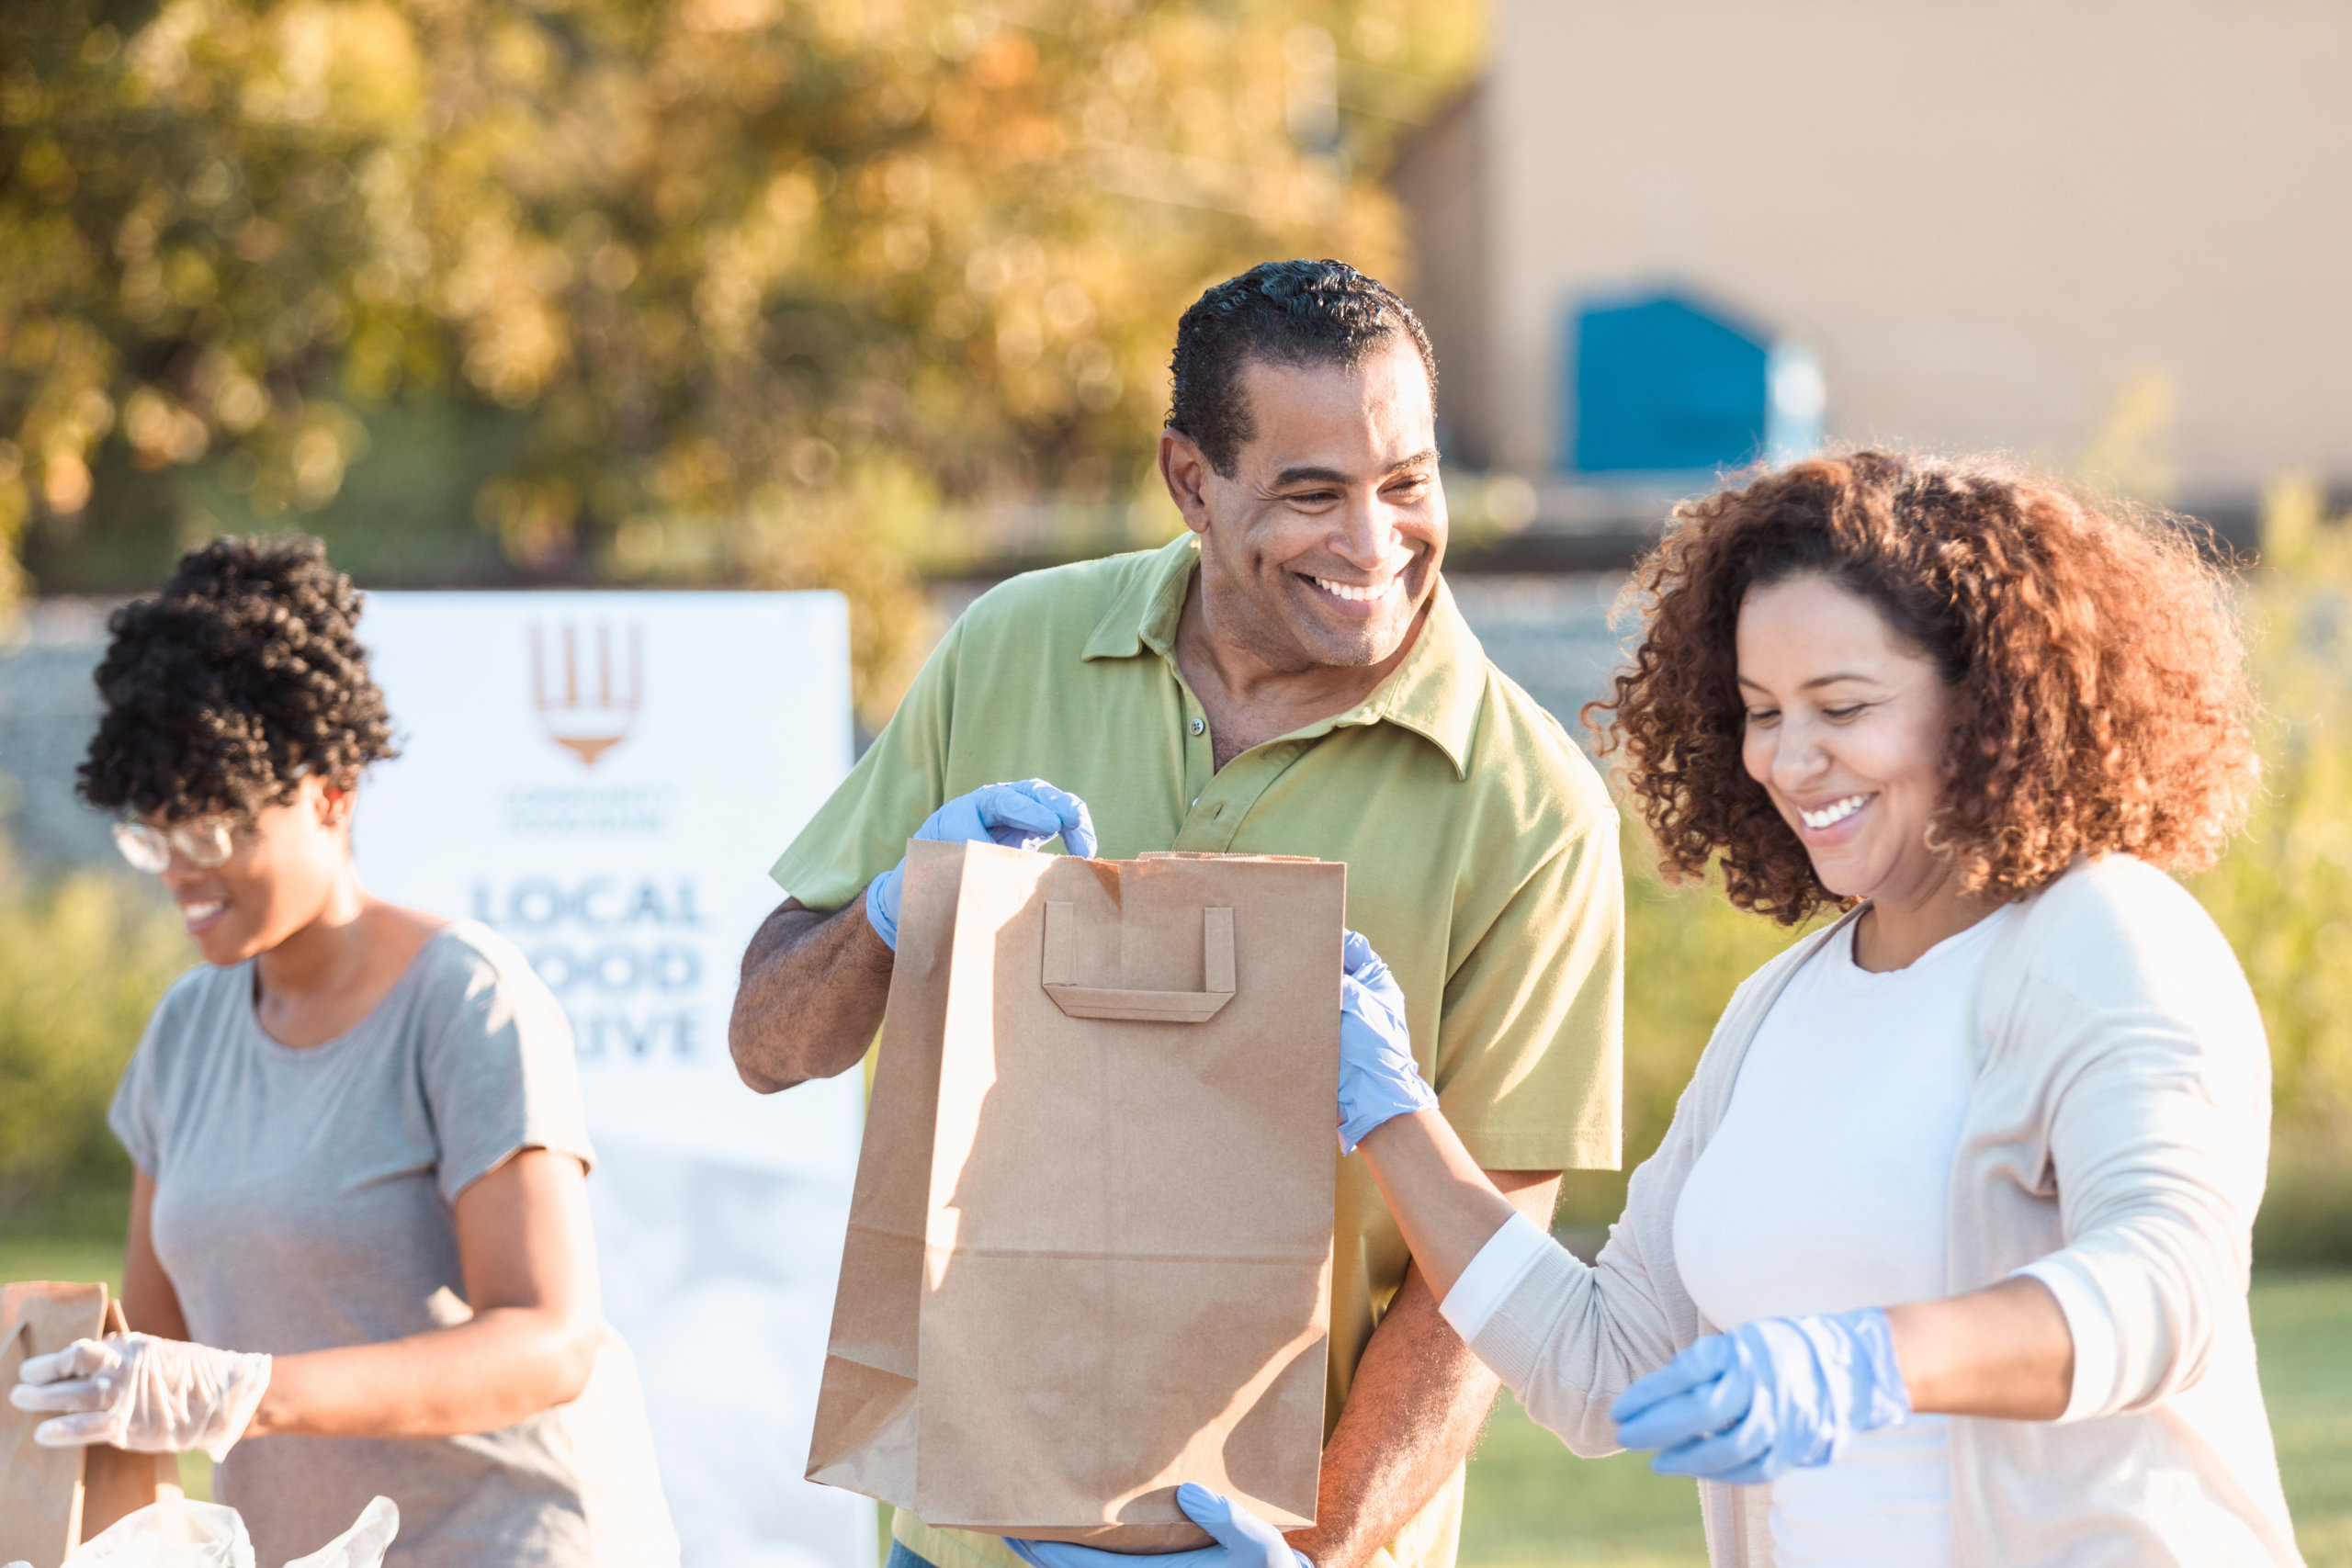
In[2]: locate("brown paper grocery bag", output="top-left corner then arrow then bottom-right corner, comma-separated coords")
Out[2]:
808,840 -> 1344,1551
0,1281 -> 182,1568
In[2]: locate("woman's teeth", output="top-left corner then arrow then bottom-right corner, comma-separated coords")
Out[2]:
1313,577 -> 1395,603
1800,795 -> 1871,830
181,900 -> 226,924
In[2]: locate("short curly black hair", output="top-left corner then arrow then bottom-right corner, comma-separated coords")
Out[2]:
79,535 -> 399,821
1167,259 -> 1437,477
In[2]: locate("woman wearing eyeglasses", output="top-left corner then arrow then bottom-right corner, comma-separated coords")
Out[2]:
6,536 -> 678,1568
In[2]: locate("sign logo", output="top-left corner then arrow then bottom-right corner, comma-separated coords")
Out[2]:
530,622 -> 642,766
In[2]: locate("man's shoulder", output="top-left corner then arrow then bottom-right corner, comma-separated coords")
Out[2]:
952,545 -> 1178,652
1459,660 -> 1617,840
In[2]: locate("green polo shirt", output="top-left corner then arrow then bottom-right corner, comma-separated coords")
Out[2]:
773,534 -> 1623,1568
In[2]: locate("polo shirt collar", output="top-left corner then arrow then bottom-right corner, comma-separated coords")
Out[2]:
1080,533 -> 1194,662
1080,534 -> 1485,779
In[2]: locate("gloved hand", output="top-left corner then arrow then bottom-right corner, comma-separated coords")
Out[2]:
1610,1307 -> 1911,1483
8,1331 -> 273,1462
864,780 -> 1099,950
1337,930 -> 1435,1155
1004,1483 -> 1308,1568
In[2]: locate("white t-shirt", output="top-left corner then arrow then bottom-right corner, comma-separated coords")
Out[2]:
1669,909 -> 2013,1567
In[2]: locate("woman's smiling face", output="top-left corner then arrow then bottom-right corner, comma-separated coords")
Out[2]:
1736,571 -> 1960,908
154,773 -> 352,966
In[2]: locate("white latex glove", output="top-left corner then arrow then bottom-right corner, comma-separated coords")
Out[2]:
53,1498 -> 253,1568
9,1332 -> 272,1461
48,1494 -> 398,1568
285,1495 -> 400,1568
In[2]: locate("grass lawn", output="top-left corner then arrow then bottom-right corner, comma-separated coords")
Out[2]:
1456,1270 -> 2352,1568
6,1235 -> 2347,1560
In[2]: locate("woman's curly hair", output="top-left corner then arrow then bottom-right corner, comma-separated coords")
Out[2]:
78,535 -> 399,821
1589,451 -> 2259,925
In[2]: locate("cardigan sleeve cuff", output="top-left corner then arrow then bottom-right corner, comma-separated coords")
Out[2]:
2014,1256 -> 2121,1422
1441,1210 -> 1555,1341
1459,1222 -> 1591,1394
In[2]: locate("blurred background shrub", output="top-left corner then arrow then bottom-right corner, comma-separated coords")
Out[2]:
2198,476 -> 2352,1264
0,839 -> 185,1234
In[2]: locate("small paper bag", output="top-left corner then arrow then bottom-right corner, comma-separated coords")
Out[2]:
808,841 -> 1345,1551
1,1281 -> 183,1568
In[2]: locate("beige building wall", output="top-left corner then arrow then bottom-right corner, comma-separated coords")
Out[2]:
1390,88 -> 1498,468
1427,0 -> 2352,500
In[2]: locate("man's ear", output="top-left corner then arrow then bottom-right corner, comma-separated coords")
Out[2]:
1159,428 -> 1215,536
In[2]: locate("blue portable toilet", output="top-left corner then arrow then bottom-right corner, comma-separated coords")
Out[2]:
1566,288 -> 1823,475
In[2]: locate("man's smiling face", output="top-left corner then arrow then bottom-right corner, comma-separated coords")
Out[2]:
1180,337 -> 1446,673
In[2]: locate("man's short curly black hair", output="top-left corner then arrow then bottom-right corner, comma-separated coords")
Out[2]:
79,535 -> 399,822
1167,259 -> 1437,477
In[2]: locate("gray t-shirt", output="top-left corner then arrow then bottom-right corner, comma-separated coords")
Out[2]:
110,922 -> 679,1568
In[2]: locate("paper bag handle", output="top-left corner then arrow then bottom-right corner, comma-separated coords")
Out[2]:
1041,903 -> 1236,1022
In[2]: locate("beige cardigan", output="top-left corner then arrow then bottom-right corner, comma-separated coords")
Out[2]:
1465,855 -> 2304,1566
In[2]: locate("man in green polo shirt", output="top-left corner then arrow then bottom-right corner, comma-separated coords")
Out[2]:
729,260 -> 1622,1568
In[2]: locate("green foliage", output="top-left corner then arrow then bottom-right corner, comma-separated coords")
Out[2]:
0,848 -> 187,1228
1,0 -> 1480,718
2195,476 -> 2352,1137
2191,476 -> 2352,1261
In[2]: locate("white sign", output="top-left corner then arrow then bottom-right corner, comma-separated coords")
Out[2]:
356,592 -> 873,1568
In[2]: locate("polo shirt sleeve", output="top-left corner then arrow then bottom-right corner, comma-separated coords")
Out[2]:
1433,818 -> 1624,1174
769,616 -> 963,910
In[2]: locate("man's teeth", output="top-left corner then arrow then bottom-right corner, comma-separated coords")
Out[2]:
182,900 -> 225,921
1314,577 -> 1395,603
1800,795 -> 1871,830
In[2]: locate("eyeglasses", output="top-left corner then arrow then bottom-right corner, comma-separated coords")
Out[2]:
111,816 -> 239,874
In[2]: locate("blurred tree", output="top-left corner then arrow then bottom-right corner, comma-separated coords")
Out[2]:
0,0 -> 1480,717
0,840 -> 187,1229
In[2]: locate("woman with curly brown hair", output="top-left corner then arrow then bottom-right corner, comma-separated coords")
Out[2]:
6,536 -> 678,1567
1329,453 -> 2301,1564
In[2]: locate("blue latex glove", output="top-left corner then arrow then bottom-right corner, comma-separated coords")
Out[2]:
1337,930 -> 1436,1155
1003,1483 -> 1308,1568
1610,1307 -> 1912,1484
865,780 -> 1099,950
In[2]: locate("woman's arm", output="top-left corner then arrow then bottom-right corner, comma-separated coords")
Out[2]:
122,1171 -> 191,1341
1886,1278 -> 2072,1419
244,1147 -> 603,1439
1354,1110 -> 1520,1301
1338,934 -> 1692,1458
1363,1102 -> 2078,1419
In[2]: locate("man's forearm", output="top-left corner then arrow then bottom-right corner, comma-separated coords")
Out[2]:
1286,1171 -> 1563,1568
727,896 -> 894,1092
1286,1265 -> 1496,1568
